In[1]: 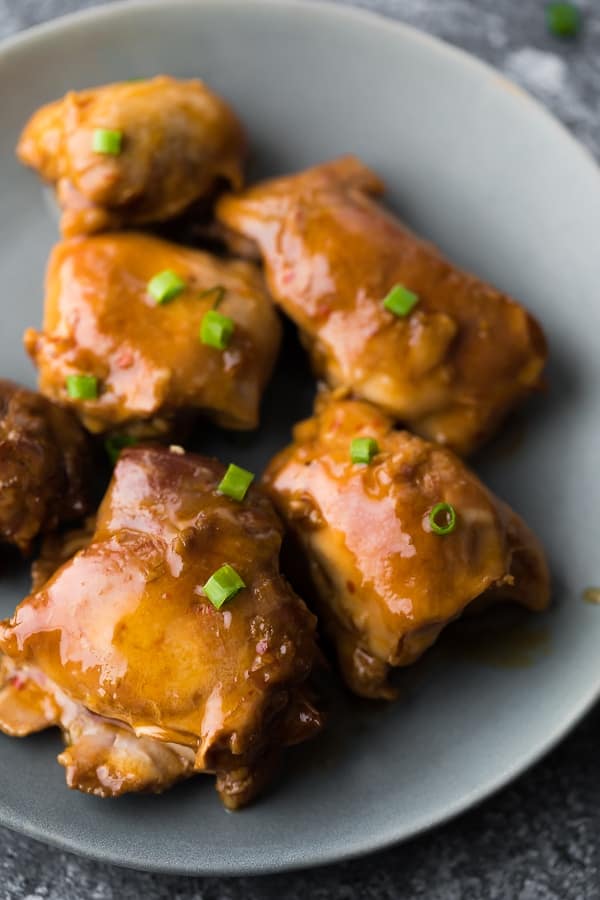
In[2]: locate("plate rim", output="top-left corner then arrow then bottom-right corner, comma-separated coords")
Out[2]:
1,0 -> 599,877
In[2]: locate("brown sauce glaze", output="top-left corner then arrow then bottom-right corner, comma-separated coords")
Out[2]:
0,446 -> 322,808
25,233 -> 281,435
263,396 -> 550,699
18,76 -> 246,237
218,156 -> 547,456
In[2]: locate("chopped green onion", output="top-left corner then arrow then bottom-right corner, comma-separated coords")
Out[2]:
383,283 -> 419,318
350,437 -> 379,465
546,3 -> 580,37
92,128 -> 123,155
200,309 -> 234,350
147,270 -> 186,305
203,564 -> 245,610
429,502 -> 457,536
198,285 -> 226,308
218,463 -> 254,502
66,374 -> 98,400
105,434 -> 137,465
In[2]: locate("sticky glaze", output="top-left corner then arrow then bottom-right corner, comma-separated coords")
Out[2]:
25,233 -> 281,434
218,156 -> 547,455
0,446 -> 321,808
18,76 -> 246,237
263,396 -> 550,698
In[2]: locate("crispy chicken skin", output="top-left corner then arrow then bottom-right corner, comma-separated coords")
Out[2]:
0,446 -> 322,808
0,379 -> 91,554
217,156 -> 547,456
17,76 -> 246,237
25,233 -> 281,435
263,397 -> 550,699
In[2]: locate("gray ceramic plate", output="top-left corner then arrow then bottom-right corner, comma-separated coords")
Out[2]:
1,0 -> 600,877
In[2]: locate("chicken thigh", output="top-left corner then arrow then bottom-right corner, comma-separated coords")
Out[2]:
217,156 -> 547,456
0,446 -> 322,808
263,396 -> 549,699
25,233 -> 281,435
18,76 -> 246,237
0,379 -> 92,555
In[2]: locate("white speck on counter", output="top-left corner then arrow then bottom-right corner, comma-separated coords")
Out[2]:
169,444 -> 185,455
501,45 -> 599,154
503,48 -> 567,95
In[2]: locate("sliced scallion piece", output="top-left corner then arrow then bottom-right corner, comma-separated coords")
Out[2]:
382,283 -> 419,318
429,502 -> 457,536
203,564 -> 245,610
200,309 -> 234,350
350,437 -> 379,465
92,128 -> 123,155
66,374 -> 98,400
147,270 -> 186,305
218,463 -> 254,502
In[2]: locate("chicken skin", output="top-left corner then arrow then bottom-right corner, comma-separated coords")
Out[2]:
217,156 -> 547,456
25,233 -> 281,435
0,379 -> 91,555
17,76 -> 246,237
263,397 -> 550,699
0,446 -> 322,808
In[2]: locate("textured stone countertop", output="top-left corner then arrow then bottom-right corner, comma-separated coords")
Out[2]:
0,1 -> 599,898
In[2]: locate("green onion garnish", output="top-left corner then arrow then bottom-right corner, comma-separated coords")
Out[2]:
105,434 -> 137,465
92,128 -> 123,156
198,285 -> 226,309
200,309 -> 235,350
218,463 -> 254,502
203,564 -> 245,610
350,437 -> 379,465
66,374 -> 98,400
383,283 -> 419,318
147,270 -> 186,305
429,502 -> 457,535
546,3 -> 580,36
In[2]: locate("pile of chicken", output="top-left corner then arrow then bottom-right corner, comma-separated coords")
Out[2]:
0,76 -> 549,808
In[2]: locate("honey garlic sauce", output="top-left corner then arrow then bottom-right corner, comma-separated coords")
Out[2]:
25,233 -> 281,433
263,397 -> 550,692
217,155 -> 547,455
0,447 -> 318,760
17,76 -> 247,237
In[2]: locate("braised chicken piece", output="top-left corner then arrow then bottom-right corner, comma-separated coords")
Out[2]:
263,396 -> 550,699
25,233 -> 281,435
0,379 -> 92,555
17,76 -> 246,237
0,446 -> 322,808
217,156 -> 547,456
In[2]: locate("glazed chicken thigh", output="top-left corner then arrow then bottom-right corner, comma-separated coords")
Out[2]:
263,397 -> 550,698
0,446 -> 322,808
25,233 -> 281,435
0,379 -> 91,554
18,76 -> 246,237
218,156 -> 547,455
